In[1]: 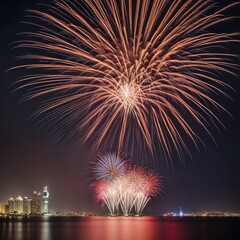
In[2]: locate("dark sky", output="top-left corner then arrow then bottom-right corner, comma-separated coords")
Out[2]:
0,0 -> 240,215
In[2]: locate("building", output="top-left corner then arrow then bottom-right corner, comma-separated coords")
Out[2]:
0,203 -> 6,213
30,191 -> 41,214
43,186 -> 50,214
3,186 -> 50,215
23,197 -> 31,215
15,196 -> 23,214
5,204 -> 9,214
8,198 -> 15,213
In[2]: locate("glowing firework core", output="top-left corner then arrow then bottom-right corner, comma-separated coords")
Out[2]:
117,82 -> 141,111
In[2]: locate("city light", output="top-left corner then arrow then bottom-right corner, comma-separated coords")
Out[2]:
0,187 -> 49,216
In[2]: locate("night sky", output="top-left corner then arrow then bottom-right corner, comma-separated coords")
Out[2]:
0,0 -> 240,215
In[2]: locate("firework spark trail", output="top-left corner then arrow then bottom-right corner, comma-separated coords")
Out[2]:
134,170 -> 163,215
92,180 -> 117,215
14,0 -> 239,161
90,154 -> 163,216
90,153 -> 128,215
120,167 -> 147,216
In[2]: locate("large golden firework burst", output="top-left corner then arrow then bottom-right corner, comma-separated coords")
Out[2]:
14,0 -> 239,162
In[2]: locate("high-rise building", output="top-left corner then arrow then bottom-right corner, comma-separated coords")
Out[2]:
30,192 -> 36,214
23,197 -> 31,215
15,196 -> 23,214
8,198 -> 14,213
5,204 -> 9,214
43,186 -> 50,214
30,191 -> 41,214
0,203 -> 6,213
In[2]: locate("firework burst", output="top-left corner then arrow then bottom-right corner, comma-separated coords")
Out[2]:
90,154 -> 163,216
92,180 -> 120,215
14,0 -> 239,160
92,152 -> 128,181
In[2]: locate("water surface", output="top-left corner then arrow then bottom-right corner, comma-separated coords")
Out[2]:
0,216 -> 239,240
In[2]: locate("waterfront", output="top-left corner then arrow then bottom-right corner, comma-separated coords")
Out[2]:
0,216 -> 240,240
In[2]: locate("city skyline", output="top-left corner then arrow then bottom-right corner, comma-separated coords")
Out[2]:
0,186 -> 49,215
0,0 -> 239,216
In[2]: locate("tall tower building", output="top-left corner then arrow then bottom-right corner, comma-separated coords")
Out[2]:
43,186 -> 50,214
5,204 -> 9,214
36,192 -> 41,213
31,191 -> 37,214
23,197 -> 31,215
30,191 -> 42,214
8,198 -> 15,213
15,196 -> 23,214
179,206 -> 183,217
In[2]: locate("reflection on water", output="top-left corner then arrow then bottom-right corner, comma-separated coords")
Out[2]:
0,216 -> 239,240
